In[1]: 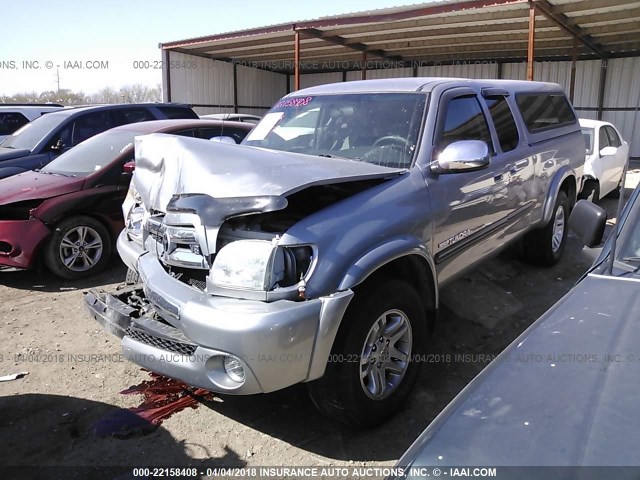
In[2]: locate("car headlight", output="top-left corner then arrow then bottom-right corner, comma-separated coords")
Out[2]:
124,184 -> 146,245
126,205 -> 146,244
210,239 -> 314,293
210,239 -> 281,291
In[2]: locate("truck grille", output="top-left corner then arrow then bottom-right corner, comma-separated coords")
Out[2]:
126,327 -> 197,356
143,215 -> 209,270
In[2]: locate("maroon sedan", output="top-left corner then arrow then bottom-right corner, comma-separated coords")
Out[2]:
0,119 -> 252,279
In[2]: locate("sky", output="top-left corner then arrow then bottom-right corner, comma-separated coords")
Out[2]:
0,0 -> 419,96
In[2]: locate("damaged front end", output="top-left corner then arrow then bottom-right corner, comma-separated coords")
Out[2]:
0,200 -> 50,270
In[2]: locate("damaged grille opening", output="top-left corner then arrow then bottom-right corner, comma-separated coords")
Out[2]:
0,200 -> 43,221
165,266 -> 208,292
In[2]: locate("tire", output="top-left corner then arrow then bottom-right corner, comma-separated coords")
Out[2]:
578,180 -> 599,203
523,191 -> 569,266
307,276 -> 427,428
44,216 -> 111,280
125,268 -> 140,284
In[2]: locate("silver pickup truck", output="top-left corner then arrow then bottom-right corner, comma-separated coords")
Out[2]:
85,78 -> 584,427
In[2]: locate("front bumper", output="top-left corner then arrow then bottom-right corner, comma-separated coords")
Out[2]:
0,219 -> 50,269
117,229 -> 144,272
85,252 -> 353,395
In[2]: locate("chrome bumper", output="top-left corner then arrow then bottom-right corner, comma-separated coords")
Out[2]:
85,248 -> 353,394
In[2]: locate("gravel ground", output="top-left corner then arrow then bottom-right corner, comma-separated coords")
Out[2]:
1,165 -> 638,479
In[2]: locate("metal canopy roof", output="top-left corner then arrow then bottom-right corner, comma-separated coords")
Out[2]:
161,0 -> 640,73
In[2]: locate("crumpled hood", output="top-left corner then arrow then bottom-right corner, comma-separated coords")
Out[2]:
0,170 -> 84,205
0,147 -> 31,162
133,134 -> 405,211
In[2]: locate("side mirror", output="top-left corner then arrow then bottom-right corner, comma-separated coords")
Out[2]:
210,136 -> 237,145
569,199 -> 607,247
123,161 -> 136,174
600,146 -> 617,157
431,140 -> 490,174
50,139 -> 64,151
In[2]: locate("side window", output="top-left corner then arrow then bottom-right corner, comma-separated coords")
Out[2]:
598,127 -> 609,151
438,96 -> 492,152
112,108 -> 155,126
605,126 -> 622,148
0,112 -> 29,135
157,106 -> 199,119
198,127 -> 249,143
172,129 -> 195,138
484,97 -> 519,152
516,93 -> 576,133
69,111 -> 110,146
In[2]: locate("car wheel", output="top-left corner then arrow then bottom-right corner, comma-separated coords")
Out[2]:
523,191 -> 569,266
44,216 -> 111,280
125,268 -> 140,284
307,276 -> 426,427
578,180 -> 599,203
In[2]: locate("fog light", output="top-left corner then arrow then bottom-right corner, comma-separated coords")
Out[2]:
223,355 -> 245,383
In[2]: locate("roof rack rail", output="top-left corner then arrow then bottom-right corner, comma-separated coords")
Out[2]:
0,103 -> 65,107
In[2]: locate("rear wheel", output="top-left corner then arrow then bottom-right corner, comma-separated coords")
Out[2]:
523,191 -> 569,266
307,277 -> 427,427
44,216 -> 111,279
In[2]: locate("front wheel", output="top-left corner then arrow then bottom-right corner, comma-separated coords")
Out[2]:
43,216 -> 111,279
307,277 -> 427,427
523,191 -> 569,266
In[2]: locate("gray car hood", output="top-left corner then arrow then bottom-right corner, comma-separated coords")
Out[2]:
133,134 -> 404,211
400,273 -> 640,469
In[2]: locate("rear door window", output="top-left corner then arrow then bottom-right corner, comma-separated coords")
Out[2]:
112,108 -> 155,126
157,106 -> 198,119
484,97 -> 519,152
516,93 -> 576,133
0,112 -> 29,136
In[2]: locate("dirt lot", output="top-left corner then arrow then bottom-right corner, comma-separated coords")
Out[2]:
1,166 -> 639,478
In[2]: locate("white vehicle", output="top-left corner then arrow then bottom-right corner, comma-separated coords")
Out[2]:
579,118 -> 629,201
199,113 -> 261,124
0,104 -> 64,143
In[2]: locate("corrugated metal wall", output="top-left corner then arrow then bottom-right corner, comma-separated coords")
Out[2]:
165,52 -> 640,156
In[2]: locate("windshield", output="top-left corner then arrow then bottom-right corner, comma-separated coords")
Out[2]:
242,93 -> 427,168
581,127 -> 594,155
41,129 -> 137,177
0,111 -> 67,150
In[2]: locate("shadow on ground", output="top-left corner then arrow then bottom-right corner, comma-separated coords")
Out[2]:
0,393 -> 244,479
0,257 -> 127,293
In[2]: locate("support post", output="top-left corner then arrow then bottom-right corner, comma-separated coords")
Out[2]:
597,59 -> 607,120
569,38 -> 578,103
294,30 -> 300,91
232,62 -> 238,113
361,51 -> 367,80
527,1 -> 536,81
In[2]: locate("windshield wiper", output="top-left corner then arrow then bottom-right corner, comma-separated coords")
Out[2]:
622,256 -> 640,262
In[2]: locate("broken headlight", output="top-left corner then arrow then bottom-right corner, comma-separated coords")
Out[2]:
210,239 -> 313,293
124,183 -> 146,245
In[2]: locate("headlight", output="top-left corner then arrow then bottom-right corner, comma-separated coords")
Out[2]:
210,239 -> 281,291
126,205 -> 146,244
124,183 -> 146,245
